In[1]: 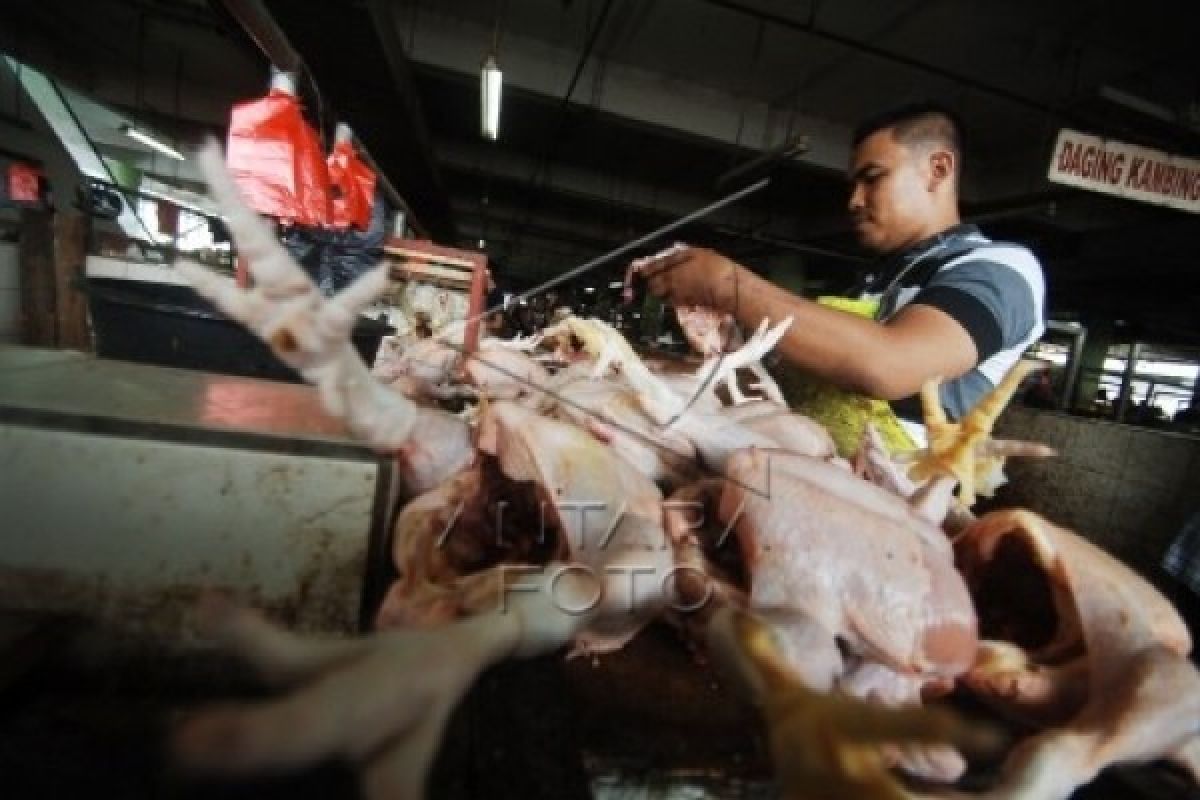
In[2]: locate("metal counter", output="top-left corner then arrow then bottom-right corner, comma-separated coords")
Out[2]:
0,347 -> 399,639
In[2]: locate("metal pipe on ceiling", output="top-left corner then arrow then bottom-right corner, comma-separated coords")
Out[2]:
362,0 -> 450,230
715,134 -> 810,191
220,0 -> 302,73
700,0 -> 1060,116
510,0 -> 617,250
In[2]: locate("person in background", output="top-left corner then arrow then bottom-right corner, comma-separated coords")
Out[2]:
1174,403 -> 1200,430
637,103 -> 1046,445
1022,367 -> 1057,409
1131,398 -> 1165,427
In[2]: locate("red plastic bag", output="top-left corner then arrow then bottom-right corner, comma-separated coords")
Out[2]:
8,162 -> 41,204
327,139 -> 376,230
226,89 -> 330,227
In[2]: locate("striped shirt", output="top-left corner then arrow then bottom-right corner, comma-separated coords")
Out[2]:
859,224 -> 1046,423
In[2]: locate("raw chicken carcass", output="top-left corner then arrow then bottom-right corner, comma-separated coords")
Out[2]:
628,243 -> 788,406
463,338 -> 549,397
174,398 -> 677,797
954,509 -> 1200,798
544,313 -> 793,430
173,139 -> 1199,800
710,447 -> 980,791
174,142 -> 682,798
379,393 -> 679,653
375,460 -> 557,629
550,373 -> 701,487
676,402 -> 839,473
719,447 -> 978,684
660,430 -> 987,791
173,141 -> 959,800
677,368 -> 1067,797
371,332 -> 461,397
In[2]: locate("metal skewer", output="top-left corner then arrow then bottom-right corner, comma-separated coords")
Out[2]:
502,177 -> 770,311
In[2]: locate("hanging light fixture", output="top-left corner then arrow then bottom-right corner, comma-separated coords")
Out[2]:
481,0 -> 506,140
480,52 -> 503,140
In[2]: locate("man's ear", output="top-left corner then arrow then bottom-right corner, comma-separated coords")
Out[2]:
928,150 -> 955,192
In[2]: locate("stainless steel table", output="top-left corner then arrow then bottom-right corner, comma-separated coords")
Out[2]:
0,346 -> 399,639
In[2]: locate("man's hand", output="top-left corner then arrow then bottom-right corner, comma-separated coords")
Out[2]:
631,244 -> 741,311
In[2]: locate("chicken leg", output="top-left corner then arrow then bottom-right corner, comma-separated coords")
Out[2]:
907,362 -> 1055,510
706,607 -> 997,800
179,141 -> 472,493
174,571 -> 597,799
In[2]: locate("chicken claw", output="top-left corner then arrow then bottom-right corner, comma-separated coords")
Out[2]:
175,570 -> 596,798
708,608 -> 1000,800
908,361 -> 1054,508
693,316 -> 793,411
173,604 -> 515,797
178,140 -> 418,451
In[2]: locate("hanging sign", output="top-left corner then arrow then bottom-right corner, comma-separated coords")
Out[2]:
8,162 -> 42,204
1048,128 -> 1200,214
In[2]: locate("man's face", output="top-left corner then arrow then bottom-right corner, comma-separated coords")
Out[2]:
846,128 -> 934,254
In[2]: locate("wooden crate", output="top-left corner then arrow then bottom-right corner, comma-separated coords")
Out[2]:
381,238 -> 489,351
383,238 -> 483,291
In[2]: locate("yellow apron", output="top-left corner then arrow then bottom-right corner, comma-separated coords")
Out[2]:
771,296 -> 917,458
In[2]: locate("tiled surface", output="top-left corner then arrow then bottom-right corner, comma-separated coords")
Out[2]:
1125,429 -> 1197,487
0,289 -> 18,343
1060,471 -> 1122,536
1062,421 -> 1132,478
995,408 -> 1200,586
0,243 -> 16,343
0,243 -> 17,289
1175,448 -> 1200,511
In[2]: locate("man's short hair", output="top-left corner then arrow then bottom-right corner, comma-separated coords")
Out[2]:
853,102 -> 964,162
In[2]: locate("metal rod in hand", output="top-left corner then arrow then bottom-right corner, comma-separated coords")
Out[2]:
509,177 -> 770,306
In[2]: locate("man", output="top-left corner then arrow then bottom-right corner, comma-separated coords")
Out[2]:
639,103 -> 1046,443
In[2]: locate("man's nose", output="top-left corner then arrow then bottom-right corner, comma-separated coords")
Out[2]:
847,184 -> 864,213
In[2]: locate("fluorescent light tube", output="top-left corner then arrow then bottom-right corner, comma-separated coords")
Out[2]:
481,54 -> 503,140
121,124 -> 185,161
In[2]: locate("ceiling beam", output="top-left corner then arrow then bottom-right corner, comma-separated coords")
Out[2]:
394,6 -> 854,174
702,0 -> 1062,116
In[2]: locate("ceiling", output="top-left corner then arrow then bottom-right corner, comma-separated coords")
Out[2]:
2,0 -> 1199,344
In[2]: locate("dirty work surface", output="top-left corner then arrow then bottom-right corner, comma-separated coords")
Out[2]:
0,624 -> 1192,799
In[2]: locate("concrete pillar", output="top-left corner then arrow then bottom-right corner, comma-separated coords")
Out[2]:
16,209 -> 91,351
18,208 -> 56,347
53,211 -> 91,351
1116,342 -> 1141,422
1074,317 -> 1114,413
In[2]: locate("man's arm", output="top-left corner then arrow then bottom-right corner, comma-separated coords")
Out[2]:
641,247 -> 978,401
